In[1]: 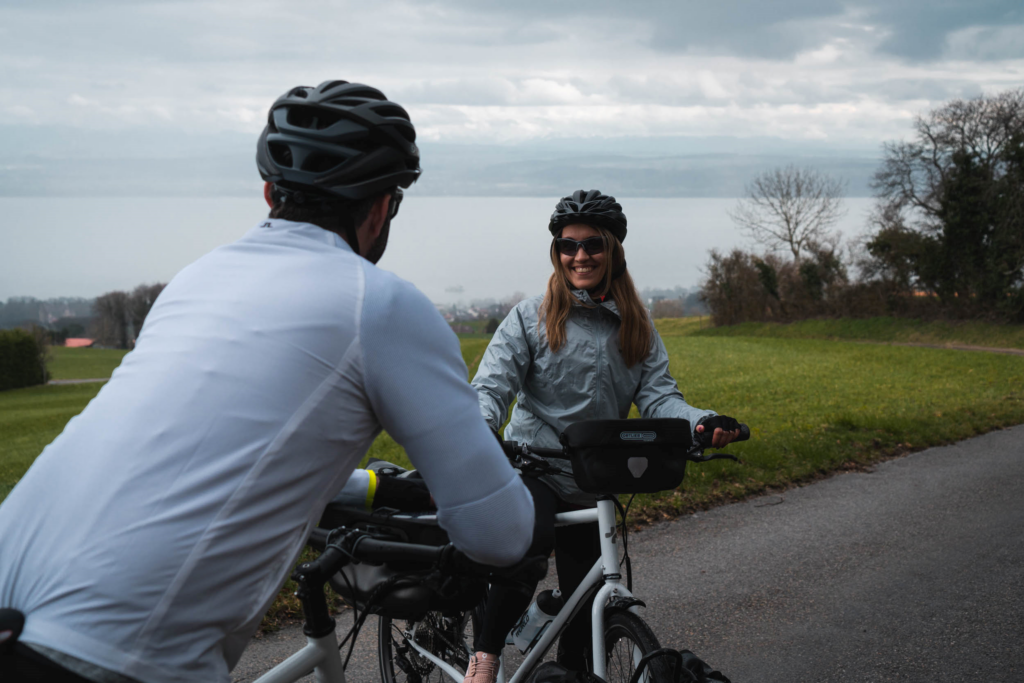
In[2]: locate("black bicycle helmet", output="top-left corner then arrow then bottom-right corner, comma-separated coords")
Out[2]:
548,189 -> 627,243
256,80 -> 420,201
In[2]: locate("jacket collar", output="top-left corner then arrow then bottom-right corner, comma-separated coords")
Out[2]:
572,289 -> 621,318
257,218 -> 354,253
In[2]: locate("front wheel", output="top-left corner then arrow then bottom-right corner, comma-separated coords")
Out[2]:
379,610 -> 478,683
602,608 -> 672,683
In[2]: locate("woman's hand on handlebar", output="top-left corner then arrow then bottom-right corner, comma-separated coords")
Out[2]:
696,415 -> 746,449
697,424 -> 741,448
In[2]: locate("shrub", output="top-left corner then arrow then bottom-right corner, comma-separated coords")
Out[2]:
0,328 -> 47,391
702,245 -> 860,325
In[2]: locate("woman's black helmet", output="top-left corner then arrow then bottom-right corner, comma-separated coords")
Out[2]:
548,189 -> 627,243
256,80 -> 421,201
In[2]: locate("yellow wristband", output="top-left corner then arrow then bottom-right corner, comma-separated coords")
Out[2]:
365,469 -> 377,510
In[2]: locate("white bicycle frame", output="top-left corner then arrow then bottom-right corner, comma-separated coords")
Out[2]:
252,630 -> 345,683
252,497 -> 639,683
382,498 -> 642,683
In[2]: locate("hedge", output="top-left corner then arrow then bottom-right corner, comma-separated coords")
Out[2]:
0,329 -> 46,391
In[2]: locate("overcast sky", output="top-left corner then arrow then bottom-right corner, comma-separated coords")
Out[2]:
2,0 -> 1021,146
2,1 -> 1022,301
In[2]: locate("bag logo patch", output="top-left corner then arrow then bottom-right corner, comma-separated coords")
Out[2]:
627,457 -> 649,478
620,431 -> 656,442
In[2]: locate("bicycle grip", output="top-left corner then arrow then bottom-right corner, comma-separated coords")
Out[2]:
527,446 -> 570,460
737,424 -> 751,441
352,537 -> 445,565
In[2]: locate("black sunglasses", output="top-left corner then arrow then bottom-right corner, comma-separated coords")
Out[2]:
388,188 -> 404,219
554,236 -> 605,257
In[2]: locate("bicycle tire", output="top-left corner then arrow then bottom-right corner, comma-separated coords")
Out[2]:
379,609 -> 479,683
602,608 -> 672,683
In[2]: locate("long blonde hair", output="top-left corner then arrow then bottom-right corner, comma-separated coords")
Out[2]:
540,225 -> 652,367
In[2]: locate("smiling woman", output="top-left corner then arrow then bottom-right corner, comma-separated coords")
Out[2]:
543,190 -> 653,367
464,189 -> 740,678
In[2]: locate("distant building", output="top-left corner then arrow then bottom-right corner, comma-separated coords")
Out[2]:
65,338 -> 95,348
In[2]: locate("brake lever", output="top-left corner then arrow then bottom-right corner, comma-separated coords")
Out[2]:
688,452 -> 742,464
685,441 -> 743,464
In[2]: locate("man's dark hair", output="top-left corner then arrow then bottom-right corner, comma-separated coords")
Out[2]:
268,191 -> 379,240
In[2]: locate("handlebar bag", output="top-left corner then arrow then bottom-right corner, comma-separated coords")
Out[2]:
560,418 -> 692,494
319,505 -> 484,620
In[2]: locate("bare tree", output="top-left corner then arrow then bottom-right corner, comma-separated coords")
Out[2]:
730,165 -> 847,260
93,291 -> 130,349
127,283 -> 166,341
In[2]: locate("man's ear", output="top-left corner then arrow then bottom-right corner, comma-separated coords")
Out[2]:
264,182 -> 274,208
361,193 -> 392,242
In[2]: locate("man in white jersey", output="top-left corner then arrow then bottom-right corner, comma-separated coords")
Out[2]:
0,80 -> 535,683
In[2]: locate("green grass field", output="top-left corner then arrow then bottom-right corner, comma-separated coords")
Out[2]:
686,316 -> 1024,350
0,382 -> 105,500
627,334 -> 1024,521
48,347 -> 129,380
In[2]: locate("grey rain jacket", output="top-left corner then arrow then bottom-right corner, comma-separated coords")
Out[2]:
472,291 -> 716,504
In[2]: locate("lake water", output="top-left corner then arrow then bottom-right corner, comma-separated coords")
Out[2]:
0,196 -> 876,303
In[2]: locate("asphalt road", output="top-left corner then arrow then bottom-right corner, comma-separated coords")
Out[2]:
233,425 -> 1024,682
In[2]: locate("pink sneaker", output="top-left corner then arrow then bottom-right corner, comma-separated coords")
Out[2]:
463,651 -> 500,683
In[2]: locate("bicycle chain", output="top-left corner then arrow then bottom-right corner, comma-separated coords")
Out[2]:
397,614 -> 470,675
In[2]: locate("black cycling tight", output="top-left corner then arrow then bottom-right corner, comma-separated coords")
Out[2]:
0,643 -> 94,683
473,476 -> 601,669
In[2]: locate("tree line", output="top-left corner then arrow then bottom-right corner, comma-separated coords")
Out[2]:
0,297 -> 93,331
0,284 -> 166,349
92,284 -> 166,349
702,87 -> 1024,326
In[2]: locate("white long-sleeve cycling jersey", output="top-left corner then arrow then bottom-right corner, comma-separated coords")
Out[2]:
0,218 -> 534,683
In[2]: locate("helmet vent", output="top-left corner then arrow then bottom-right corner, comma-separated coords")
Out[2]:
303,152 -> 344,173
374,104 -> 408,120
268,142 -> 294,168
287,106 -> 344,131
331,98 -> 368,107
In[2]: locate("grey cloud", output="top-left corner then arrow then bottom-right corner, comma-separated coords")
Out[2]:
6,0 -> 1023,71
942,24 -> 1024,61
430,0 -> 847,58
435,0 -> 1024,62
869,2 -> 1024,60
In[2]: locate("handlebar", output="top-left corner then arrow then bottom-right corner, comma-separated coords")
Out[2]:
501,422 -> 751,463
304,527 -> 546,585
501,441 -> 569,460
